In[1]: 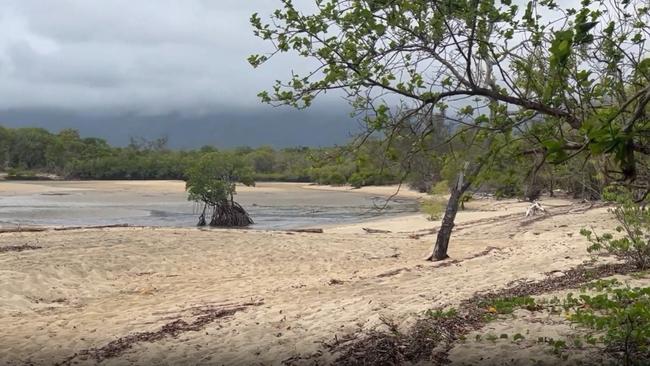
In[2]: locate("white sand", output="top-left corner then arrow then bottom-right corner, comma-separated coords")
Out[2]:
0,184 -> 627,365
447,274 -> 650,366
302,183 -> 429,200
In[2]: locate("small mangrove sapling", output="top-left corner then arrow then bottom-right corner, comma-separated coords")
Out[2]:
185,152 -> 255,227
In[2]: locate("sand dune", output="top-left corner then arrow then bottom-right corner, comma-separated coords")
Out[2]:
0,193 -> 623,365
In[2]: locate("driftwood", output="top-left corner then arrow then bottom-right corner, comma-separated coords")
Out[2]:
54,224 -> 132,231
525,201 -> 546,217
0,224 -> 136,235
288,228 -> 324,234
0,244 -> 42,253
0,227 -> 47,234
362,228 -> 392,234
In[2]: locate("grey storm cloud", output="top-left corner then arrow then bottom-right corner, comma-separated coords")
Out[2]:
0,0 -> 316,115
0,0 -> 577,116
0,1 -> 579,148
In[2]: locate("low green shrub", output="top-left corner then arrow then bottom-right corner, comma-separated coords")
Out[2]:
567,286 -> 650,365
420,199 -> 445,221
480,296 -> 540,315
581,189 -> 650,270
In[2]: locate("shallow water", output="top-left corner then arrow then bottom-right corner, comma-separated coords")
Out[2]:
0,182 -> 419,229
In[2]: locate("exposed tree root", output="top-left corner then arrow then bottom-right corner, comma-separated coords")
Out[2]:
198,201 -> 254,227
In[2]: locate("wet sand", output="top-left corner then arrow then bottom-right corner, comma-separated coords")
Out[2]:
0,183 -> 632,365
0,181 -> 418,229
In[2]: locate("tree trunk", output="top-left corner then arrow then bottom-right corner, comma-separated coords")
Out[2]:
427,169 -> 472,261
197,203 -> 207,226
426,159 -> 487,261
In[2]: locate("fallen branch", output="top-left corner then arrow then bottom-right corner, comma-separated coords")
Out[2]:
363,228 -> 393,234
0,227 -> 47,234
288,228 -> 324,234
525,201 -> 546,217
0,244 -> 42,253
53,224 -> 133,231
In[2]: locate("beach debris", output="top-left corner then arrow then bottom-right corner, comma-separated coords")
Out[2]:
362,228 -> 392,234
0,244 -> 42,253
377,268 -> 409,278
0,224 -> 141,235
54,223 -> 132,231
0,227 -> 47,234
525,201 -> 546,217
328,279 -> 345,285
333,262 -> 637,365
56,300 -> 263,365
288,228 -> 324,234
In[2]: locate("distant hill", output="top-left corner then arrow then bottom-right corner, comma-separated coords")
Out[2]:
0,107 -> 360,149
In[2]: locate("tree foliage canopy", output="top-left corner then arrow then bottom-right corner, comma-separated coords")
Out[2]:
185,152 -> 255,206
250,0 -> 650,191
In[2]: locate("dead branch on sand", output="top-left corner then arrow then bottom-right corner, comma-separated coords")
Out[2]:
288,228 -> 324,234
363,228 -> 393,234
0,244 -> 42,253
0,227 -> 47,234
525,201 -> 547,217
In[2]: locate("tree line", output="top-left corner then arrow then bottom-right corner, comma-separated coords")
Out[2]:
0,125 -> 405,184
0,123 -> 614,202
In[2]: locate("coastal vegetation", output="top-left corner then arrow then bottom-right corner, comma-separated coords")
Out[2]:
185,152 -> 255,227
3,0 -> 650,365
0,126 -> 401,184
250,0 -> 650,260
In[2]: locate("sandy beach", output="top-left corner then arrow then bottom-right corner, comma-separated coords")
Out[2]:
0,181 -> 639,365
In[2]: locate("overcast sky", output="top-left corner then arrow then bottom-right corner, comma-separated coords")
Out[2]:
0,0 -> 586,115
0,0 -> 320,115
0,0 -> 580,147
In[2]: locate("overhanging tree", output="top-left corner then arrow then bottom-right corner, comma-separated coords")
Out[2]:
250,0 -> 650,260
